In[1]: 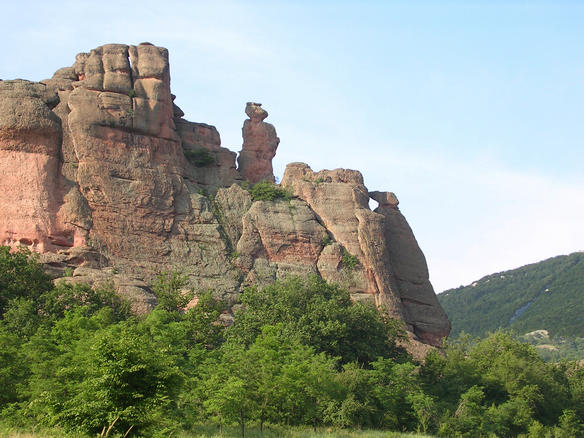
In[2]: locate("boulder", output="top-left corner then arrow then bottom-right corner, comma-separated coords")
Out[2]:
236,198 -> 327,281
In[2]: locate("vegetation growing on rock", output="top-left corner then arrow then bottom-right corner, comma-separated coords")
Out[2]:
341,249 -> 359,271
249,180 -> 292,202
185,148 -> 216,167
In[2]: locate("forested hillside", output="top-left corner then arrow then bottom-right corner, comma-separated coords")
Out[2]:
438,252 -> 584,338
1,247 -> 584,437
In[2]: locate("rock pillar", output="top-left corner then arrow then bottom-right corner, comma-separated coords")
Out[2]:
237,102 -> 279,183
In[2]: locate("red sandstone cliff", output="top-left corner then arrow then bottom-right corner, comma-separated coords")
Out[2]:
0,43 -> 450,348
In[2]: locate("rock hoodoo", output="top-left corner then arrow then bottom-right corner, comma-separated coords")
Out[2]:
237,102 -> 280,184
0,43 -> 450,350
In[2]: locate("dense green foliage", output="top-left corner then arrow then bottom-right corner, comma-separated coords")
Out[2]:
249,180 -> 292,201
229,276 -> 408,366
0,246 -> 53,316
519,330 -> 584,362
184,149 -> 216,167
1,247 -> 583,437
438,252 -> 584,338
341,249 -> 359,271
151,269 -> 194,312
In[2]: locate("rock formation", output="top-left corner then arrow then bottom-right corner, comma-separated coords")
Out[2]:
0,43 -> 450,349
369,191 -> 450,346
237,102 -> 280,183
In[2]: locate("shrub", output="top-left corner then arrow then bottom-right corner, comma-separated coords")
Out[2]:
184,148 -> 215,167
250,181 -> 292,201
341,249 -> 359,270
63,267 -> 73,277
229,275 -> 407,366
151,269 -> 194,312
0,246 -> 53,316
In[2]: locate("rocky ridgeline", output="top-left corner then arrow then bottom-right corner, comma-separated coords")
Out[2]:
0,43 -> 449,350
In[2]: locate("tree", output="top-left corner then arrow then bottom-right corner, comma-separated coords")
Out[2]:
370,358 -> 422,430
439,385 -> 486,437
426,332 -> 576,437
407,392 -> 436,434
325,362 -> 377,429
0,325 -> 27,407
468,331 -> 570,425
182,291 -> 226,350
201,342 -> 256,437
201,325 -> 338,434
0,246 -> 52,316
151,268 -> 193,312
39,282 -> 130,322
69,322 -> 181,436
229,275 -> 408,366
23,310 -> 181,436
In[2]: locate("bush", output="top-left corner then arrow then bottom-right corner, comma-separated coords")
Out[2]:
341,249 -> 359,270
184,148 -> 215,167
249,181 -> 292,201
151,269 -> 194,312
0,246 -> 53,316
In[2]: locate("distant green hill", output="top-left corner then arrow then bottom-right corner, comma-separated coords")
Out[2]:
438,252 -> 584,339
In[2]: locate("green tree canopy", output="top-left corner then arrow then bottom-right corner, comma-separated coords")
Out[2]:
228,275 -> 408,366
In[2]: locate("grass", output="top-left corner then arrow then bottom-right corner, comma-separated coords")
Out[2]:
183,425 -> 432,438
0,424 -> 433,438
0,427 -> 82,438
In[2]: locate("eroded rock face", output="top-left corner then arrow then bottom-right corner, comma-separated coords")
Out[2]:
370,191 -> 451,345
280,163 -> 450,346
235,198 -> 327,284
0,80 -> 80,251
177,120 -> 241,189
237,102 -> 280,183
0,43 -> 450,349
281,163 -> 405,318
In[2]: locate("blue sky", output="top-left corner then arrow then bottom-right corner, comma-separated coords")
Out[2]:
2,0 -> 583,291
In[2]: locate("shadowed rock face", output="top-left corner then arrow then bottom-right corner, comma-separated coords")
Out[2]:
0,43 -> 450,349
369,191 -> 451,345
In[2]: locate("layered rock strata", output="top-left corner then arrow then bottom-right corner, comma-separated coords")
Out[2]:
0,43 -> 450,348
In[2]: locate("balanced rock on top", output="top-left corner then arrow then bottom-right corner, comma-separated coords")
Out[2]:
237,102 -> 280,183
